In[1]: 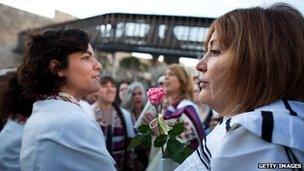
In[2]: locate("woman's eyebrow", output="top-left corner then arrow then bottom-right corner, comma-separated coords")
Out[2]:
209,39 -> 218,47
84,51 -> 93,56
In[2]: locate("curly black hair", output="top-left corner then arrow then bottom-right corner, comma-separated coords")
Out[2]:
18,28 -> 90,99
0,72 -> 34,122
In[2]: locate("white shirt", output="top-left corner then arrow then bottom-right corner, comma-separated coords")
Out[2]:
79,100 -> 95,120
20,99 -> 116,171
176,99 -> 304,171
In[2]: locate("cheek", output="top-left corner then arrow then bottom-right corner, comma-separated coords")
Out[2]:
208,62 -> 227,89
112,91 -> 117,97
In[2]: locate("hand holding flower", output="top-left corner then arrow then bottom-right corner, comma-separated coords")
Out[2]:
129,87 -> 193,164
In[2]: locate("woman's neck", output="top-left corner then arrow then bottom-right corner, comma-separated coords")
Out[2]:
133,105 -> 142,118
59,88 -> 81,101
199,103 -> 210,114
167,93 -> 182,105
98,101 -> 113,111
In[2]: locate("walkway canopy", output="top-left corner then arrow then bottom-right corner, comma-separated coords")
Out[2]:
16,13 -> 214,60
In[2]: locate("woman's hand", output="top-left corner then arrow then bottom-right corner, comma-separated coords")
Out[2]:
143,112 -> 155,124
143,112 -> 159,136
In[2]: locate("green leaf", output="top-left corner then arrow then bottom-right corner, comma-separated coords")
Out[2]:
171,146 -> 194,164
168,122 -> 185,137
142,133 -> 152,147
183,146 -> 194,158
138,124 -> 151,134
128,135 -> 142,149
165,137 -> 184,156
154,134 -> 168,147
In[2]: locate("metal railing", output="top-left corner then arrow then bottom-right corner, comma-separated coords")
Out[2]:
16,13 -> 214,59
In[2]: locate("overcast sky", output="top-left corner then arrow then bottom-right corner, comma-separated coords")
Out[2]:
1,0 -> 304,19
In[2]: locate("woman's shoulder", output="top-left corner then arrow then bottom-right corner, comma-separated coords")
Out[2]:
178,120 -> 303,171
229,99 -> 304,152
178,99 -> 199,109
120,107 -> 130,115
29,100 -> 99,132
32,99 -> 78,115
0,120 -> 24,147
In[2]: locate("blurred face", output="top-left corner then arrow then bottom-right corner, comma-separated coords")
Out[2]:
98,81 -> 116,104
58,44 -> 102,100
196,31 -> 230,113
133,87 -> 144,109
85,91 -> 99,104
193,83 -> 200,104
163,69 -> 181,95
119,83 -> 128,101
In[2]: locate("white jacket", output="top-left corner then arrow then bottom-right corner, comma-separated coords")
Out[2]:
20,99 -> 116,171
176,99 -> 304,171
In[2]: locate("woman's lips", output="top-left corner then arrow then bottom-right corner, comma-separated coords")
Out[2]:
198,79 -> 209,89
92,75 -> 100,81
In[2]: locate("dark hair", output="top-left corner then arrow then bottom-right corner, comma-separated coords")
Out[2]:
100,76 -> 115,85
18,28 -> 90,99
0,72 -> 34,122
205,3 -> 304,114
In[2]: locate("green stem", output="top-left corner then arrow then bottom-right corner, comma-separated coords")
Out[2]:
156,105 -> 165,158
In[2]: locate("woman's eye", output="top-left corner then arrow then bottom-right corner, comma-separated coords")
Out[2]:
82,56 -> 90,60
210,50 -> 220,56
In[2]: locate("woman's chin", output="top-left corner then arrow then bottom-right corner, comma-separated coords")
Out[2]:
87,86 -> 100,95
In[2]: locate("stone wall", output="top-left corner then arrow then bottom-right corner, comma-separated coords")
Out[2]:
0,3 -> 76,69
54,10 -> 77,23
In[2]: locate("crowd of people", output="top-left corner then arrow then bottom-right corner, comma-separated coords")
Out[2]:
0,3 -> 303,171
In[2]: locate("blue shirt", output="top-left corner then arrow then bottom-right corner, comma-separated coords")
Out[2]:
20,99 -> 116,171
0,120 -> 24,171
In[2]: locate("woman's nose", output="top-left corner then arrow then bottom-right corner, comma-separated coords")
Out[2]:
196,56 -> 207,73
95,59 -> 102,71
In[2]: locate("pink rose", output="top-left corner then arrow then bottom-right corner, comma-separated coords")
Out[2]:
147,87 -> 166,105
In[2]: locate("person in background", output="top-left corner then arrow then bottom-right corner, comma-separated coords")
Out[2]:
193,80 -> 221,135
177,3 -> 304,170
156,75 -> 165,87
0,71 -> 34,171
118,81 -> 129,104
83,91 -> 99,105
162,64 -> 204,147
0,73 -> 7,131
121,81 -> 149,170
122,82 -> 147,123
18,28 -> 116,170
144,64 -> 205,171
0,68 -> 17,131
92,76 -> 135,170
193,80 -> 210,120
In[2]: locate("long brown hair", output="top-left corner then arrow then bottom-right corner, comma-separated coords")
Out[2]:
205,3 -> 304,114
168,64 -> 194,100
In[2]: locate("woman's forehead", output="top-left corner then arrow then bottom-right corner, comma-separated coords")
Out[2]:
133,87 -> 143,92
208,32 -> 220,47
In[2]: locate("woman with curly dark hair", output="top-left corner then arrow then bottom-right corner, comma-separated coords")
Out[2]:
18,28 -> 116,171
0,71 -> 34,171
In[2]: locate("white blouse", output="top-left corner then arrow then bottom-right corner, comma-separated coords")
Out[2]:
176,99 -> 304,171
20,99 -> 116,171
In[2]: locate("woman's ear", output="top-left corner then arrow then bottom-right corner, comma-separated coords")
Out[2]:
49,60 -> 64,77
